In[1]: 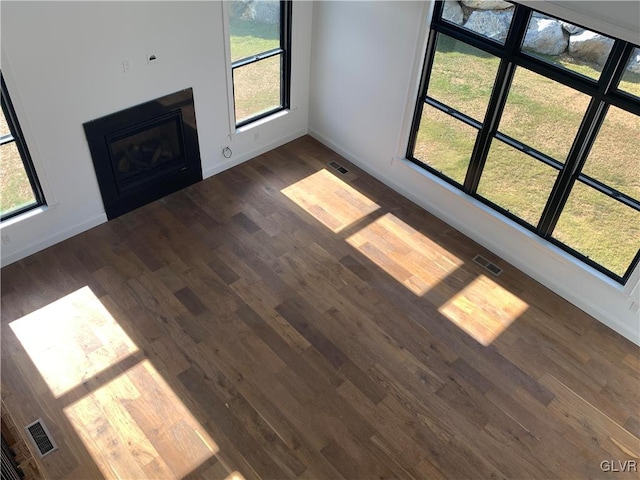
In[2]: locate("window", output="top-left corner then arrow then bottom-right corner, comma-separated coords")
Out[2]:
229,0 -> 292,128
407,1 -> 640,284
1,74 -> 45,221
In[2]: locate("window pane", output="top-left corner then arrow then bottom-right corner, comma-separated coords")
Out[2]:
413,105 -> 477,185
553,182 -> 639,277
580,106 -> 640,201
427,35 -> 500,122
0,107 -> 10,137
499,67 -> 590,162
478,140 -> 558,226
618,47 -> 640,99
522,13 -> 612,81
455,5 -> 514,44
229,0 -> 280,63
233,55 -> 281,124
0,141 -> 37,216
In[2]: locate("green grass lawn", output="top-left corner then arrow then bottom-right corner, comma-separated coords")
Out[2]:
0,141 -> 37,216
230,17 -> 279,62
0,109 -> 37,217
414,36 -> 640,278
230,18 -> 282,123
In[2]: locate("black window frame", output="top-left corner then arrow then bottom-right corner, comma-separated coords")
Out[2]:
407,1 -> 640,284
230,0 -> 292,129
1,73 -> 46,222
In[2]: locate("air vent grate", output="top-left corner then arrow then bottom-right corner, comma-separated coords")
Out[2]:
473,254 -> 503,276
25,419 -> 58,458
328,161 -> 349,175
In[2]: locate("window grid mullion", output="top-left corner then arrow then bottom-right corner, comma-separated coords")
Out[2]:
576,175 -> 640,212
281,0 -> 292,111
0,135 -> 15,145
424,97 -> 483,130
232,48 -> 284,69
604,41 -> 635,96
537,40 -> 632,236
493,132 -> 564,171
463,3 -> 530,194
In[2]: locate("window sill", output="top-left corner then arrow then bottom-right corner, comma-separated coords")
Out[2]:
232,109 -> 290,137
0,205 -> 50,229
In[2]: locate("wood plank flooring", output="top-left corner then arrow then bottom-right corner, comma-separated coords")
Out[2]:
1,135 -> 638,479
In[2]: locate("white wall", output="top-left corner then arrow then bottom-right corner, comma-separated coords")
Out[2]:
0,0 -> 312,265
308,0 -> 640,345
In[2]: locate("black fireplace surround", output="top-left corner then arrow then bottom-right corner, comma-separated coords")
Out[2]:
84,88 -> 202,220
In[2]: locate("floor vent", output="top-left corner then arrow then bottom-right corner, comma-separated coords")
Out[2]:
328,161 -> 349,175
473,254 -> 503,276
25,419 -> 58,458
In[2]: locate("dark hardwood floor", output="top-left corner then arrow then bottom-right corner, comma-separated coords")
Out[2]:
1,135 -> 638,479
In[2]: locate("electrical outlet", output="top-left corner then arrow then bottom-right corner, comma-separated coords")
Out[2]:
122,60 -> 130,73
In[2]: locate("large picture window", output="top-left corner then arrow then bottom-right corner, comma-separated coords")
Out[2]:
407,1 -> 640,284
1,74 -> 46,221
229,0 -> 292,128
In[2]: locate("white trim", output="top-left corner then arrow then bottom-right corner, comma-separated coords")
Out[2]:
626,264 -> 640,296
0,205 -> 50,229
233,109 -> 290,136
220,0 -> 237,135
1,46 -> 57,207
395,0 -> 434,159
203,128 -> 306,179
0,212 -> 107,267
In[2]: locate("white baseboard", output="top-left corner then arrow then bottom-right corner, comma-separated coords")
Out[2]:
1,212 -> 107,267
308,128 -> 639,346
203,129 -> 308,179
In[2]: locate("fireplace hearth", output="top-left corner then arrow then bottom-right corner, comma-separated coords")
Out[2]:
84,88 -> 202,220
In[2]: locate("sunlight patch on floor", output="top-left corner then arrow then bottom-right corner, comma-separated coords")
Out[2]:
438,274 -> 528,346
225,472 -> 247,480
347,213 -> 463,295
281,169 -> 380,233
9,286 -> 139,398
10,286 -> 219,478
63,359 -> 217,479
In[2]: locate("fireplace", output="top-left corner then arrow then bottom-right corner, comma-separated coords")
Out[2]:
84,88 -> 202,220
